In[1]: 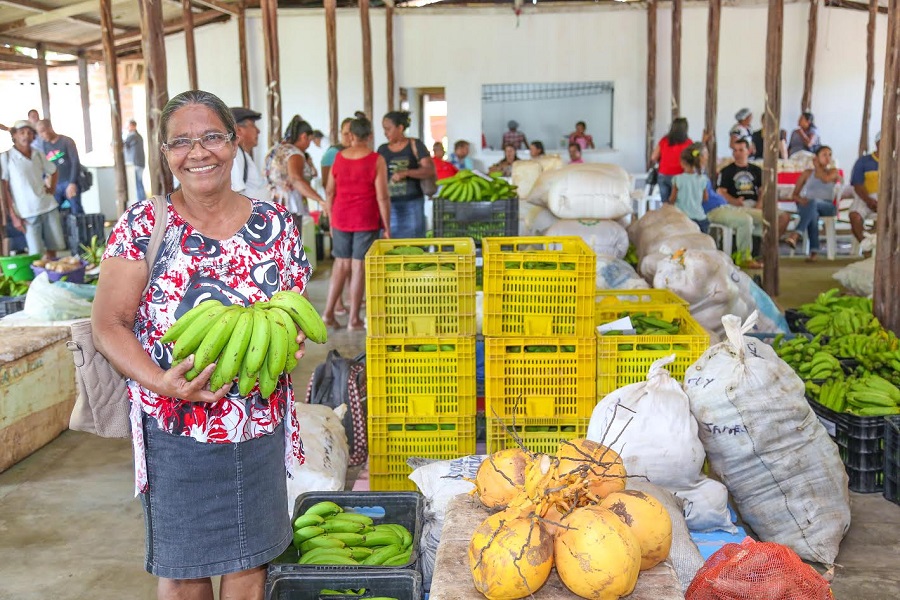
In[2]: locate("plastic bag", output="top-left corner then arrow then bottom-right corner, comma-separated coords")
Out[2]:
408,455 -> 486,590
684,313 -> 850,564
587,355 -> 733,532
544,218 -> 629,259
833,256 -> 875,297
286,403 -> 349,516
595,254 -> 650,290
686,537 -> 832,600
19,272 -> 93,321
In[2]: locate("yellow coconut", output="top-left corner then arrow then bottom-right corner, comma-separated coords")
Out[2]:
475,448 -> 529,509
600,490 -> 673,570
468,507 -> 554,600
554,505 -> 641,600
556,439 -> 627,501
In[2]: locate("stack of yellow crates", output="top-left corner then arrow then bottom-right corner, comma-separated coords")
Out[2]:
482,237 -> 597,454
364,238 -> 477,490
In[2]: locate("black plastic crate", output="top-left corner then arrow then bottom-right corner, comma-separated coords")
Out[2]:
808,398 -> 886,493
432,198 -> 518,244
784,308 -> 809,334
265,568 -> 422,600
885,416 -> 900,505
66,213 -> 106,256
273,491 -> 424,572
0,295 -> 26,318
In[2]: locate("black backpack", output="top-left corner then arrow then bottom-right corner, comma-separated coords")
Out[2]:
304,350 -> 368,466
78,165 -> 93,193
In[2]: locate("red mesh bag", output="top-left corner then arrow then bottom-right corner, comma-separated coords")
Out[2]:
686,537 -> 833,600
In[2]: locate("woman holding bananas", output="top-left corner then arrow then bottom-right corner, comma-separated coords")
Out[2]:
92,90 -> 311,600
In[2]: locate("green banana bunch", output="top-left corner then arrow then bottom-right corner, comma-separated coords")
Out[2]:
385,245 -> 426,256
436,169 -> 518,202
277,501 -> 415,566
799,288 -> 873,317
805,308 -> 881,337
79,235 -> 106,267
0,274 -> 30,297
159,290 -> 326,396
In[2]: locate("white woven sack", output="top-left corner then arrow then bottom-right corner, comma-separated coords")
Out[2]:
683,312 -> 851,565
544,218 -> 629,259
626,205 -> 688,248
587,355 -> 733,532
527,163 -> 632,220
287,403 -> 349,516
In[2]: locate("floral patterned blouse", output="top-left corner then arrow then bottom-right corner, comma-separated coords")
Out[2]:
265,142 -> 313,215
103,196 -> 311,495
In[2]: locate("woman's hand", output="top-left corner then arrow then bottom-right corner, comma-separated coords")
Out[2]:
290,285 -> 309,362
161,355 -> 231,403
390,170 -> 407,184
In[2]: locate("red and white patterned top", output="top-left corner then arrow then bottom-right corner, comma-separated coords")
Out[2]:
103,196 -> 311,495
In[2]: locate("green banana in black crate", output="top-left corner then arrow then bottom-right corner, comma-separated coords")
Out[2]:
436,169 -> 517,202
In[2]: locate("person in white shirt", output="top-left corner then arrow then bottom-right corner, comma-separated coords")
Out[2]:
1,120 -> 65,260
229,107 -> 272,202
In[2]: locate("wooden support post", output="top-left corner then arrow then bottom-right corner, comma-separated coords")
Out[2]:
873,0 -> 899,334
325,0 -> 338,143
182,0 -> 198,90
139,0 -> 173,197
860,0 -> 878,156
238,1 -> 250,107
801,0 -> 818,112
671,0 -> 682,119
36,43 -> 50,120
705,0 -> 721,181
360,0 -> 373,121
646,0 -> 657,170
100,0 -> 127,215
386,1 -> 395,111
77,50 -> 92,153
261,0 -> 281,149
762,0 -> 784,296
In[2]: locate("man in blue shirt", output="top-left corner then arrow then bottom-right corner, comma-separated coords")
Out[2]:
35,119 -> 83,214
848,132 -> 880,243
447,140 -> 474,171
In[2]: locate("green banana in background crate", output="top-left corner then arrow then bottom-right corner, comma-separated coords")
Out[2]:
436,169 -> 517,202
0,274 -> 30,297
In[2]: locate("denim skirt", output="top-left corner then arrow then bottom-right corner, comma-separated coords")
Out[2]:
140,416 -> 291,579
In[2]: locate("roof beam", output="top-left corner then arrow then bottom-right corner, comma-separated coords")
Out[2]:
88,9 -> 230,51
0,0 -> 132,34
191,0 -> 239,15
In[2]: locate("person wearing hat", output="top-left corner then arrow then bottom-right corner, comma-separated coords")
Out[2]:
730,108 -> 755,155
502,119 -> 528,150
230,107 -> 271,202
124,119 -> 147,201
849,132 -> 881,244
0,120 -> 66,260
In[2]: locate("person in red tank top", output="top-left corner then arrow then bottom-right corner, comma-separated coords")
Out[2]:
651,117 -> 693,203
322,115 -> 390,329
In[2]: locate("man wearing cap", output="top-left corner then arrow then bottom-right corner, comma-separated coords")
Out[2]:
1,121 -> 65,260
849,132 -> 880,244
230,107 -> 271,202
729,109 -> 755,155
123,119 -> 146,201
502,120 -> 528,150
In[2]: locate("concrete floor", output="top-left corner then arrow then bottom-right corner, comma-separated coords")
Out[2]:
1,258 -> 899,599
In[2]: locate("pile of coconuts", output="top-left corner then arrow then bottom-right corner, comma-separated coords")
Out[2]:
468,439 -> 673,600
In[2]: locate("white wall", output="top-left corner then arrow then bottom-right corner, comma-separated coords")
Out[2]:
162,4 -> 889,175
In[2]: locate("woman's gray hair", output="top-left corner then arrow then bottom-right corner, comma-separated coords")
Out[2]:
159,90 -> 237,144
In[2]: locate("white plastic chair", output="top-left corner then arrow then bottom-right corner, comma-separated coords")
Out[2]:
708,223 -> 734,256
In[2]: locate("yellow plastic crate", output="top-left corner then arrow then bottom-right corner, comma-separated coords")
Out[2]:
366,336 -> 476,418
596,304 -> 709,397
368,415 -> 476,491
365,238 -> 476,337
484,337 -> 596,420
482,236 -> 595,337
487,417 -> 589,455
595,289 -> 689,325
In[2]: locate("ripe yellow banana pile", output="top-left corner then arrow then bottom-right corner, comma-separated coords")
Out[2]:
160,291 -> 327,396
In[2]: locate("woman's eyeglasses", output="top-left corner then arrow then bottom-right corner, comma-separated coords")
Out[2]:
162,132 -> 233,155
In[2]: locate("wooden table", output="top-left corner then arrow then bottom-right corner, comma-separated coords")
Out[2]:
430,494 -> 684,600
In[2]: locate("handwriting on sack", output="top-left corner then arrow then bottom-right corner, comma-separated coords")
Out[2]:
685,376 -> 715,389
702,422 -> 747,436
